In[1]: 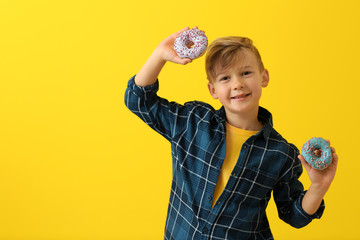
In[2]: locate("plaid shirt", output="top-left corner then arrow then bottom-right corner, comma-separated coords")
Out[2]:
125,76 -> 324,240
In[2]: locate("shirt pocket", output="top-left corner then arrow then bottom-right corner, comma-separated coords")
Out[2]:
235,166 -> 278,200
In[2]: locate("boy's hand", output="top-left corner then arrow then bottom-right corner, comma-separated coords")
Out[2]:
298,140 -> 338,193
135,27 -> 202,87
299,140 -> 338,215
156,27 -> 195,65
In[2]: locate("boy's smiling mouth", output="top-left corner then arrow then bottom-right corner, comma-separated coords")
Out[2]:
231,93 -> 251,100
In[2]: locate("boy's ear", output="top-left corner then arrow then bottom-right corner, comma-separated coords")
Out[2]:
208,83 -> 218,99
261,69 -> 269,87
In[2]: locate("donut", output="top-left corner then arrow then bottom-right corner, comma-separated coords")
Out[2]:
174,29 -> 208,59
301,137 -> 333,170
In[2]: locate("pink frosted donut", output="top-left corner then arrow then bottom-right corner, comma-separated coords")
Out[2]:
174,29 -> 208,59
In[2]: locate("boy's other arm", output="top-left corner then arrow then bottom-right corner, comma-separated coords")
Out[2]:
135,27 -> 193,87
299,142 -> 338,215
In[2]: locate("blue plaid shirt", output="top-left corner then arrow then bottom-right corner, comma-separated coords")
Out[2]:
125,76 -> 324,240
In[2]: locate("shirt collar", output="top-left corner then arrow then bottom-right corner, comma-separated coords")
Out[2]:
214,106 -> 273,139
257,106 -> 273,139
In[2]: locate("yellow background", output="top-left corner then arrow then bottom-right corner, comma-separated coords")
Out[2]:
1,0 -> 359,239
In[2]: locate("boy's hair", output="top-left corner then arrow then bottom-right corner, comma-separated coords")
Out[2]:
205,37 -> 265,82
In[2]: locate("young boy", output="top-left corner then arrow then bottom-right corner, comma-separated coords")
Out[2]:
125,27 -> 338,239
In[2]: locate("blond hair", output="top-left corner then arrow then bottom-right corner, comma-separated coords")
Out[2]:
205,37 -> 264,82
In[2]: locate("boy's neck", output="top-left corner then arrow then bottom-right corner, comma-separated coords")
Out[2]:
225,108 -> 263,131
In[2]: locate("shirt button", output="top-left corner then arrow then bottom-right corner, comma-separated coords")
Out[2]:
216,165 -> 220,170
203,228 -> 208,234
208,195 -> 212,201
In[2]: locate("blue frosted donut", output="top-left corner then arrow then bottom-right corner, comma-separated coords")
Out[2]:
301,137 -> 332,170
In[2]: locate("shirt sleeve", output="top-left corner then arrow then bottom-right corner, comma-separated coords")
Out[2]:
124,75 -> 190,142
273,143 -> 325,228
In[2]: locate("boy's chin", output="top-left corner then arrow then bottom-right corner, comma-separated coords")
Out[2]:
224,104 -> 259,115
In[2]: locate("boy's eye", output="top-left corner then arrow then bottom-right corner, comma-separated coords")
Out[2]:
220,76 -> 230,81
242,71 -> 252,76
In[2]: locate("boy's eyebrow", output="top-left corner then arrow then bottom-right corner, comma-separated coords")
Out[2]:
215,65 -> 253,77
238,65 -> 253,69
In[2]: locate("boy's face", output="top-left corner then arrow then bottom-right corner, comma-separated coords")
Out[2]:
208,49 -> 269,117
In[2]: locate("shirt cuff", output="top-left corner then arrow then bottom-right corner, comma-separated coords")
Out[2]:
296,191 -> 325,220
127,75 -> 159,98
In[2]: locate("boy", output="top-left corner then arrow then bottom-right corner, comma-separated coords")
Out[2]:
125,27 -> 338,239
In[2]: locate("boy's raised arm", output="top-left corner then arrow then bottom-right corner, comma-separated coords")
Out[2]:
135,27 -> 193,87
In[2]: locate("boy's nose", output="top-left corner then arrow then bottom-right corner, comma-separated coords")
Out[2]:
232,77 -> 245,90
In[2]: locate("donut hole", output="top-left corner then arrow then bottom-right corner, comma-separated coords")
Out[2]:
313,149 -> 322,158
186,41 -> 195,48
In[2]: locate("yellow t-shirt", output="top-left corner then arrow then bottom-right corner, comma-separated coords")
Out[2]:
212,122 -> 259,208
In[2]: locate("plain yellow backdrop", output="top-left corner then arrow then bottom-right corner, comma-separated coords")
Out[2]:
1,0 -> 359,239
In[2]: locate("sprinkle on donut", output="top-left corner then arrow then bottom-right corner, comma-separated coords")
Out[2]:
174,29 -> 208,59
301,137 -> 333,170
